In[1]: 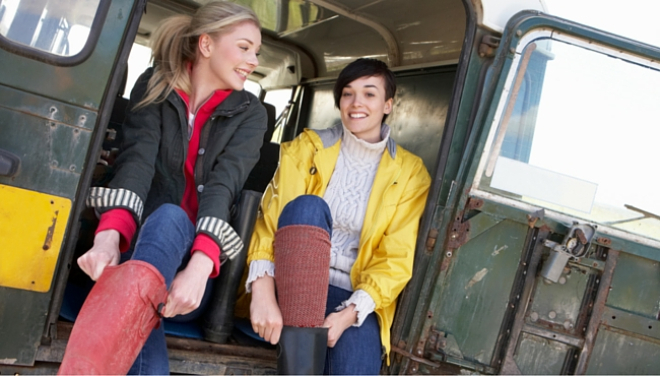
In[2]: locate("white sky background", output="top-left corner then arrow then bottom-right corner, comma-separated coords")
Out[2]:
543,0 -> 660,48
503,0 -> 660,224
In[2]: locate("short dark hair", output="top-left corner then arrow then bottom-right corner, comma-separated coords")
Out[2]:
333,58 -> 397,108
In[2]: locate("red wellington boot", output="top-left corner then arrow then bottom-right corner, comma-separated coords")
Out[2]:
58,260 -> 167,375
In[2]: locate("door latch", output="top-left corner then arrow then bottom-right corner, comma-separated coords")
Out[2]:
540,223 -> 596,283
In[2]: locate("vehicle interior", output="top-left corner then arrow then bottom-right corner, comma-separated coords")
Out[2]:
4,0 -> 660,374
55,0 -> 470,373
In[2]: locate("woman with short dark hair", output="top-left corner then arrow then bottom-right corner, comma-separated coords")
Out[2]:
244,58 -> 431,374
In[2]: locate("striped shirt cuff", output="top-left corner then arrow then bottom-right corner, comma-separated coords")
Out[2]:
196,216 -> 243,261
87,187 -> 144,221
245,260 -> 275,293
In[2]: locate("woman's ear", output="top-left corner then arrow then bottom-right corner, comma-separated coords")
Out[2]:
384,98 -> 393,115
198,34 -> 213,58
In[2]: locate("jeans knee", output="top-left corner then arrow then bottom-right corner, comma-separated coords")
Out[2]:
278,195 -> 332,235
146,204 -> 191,229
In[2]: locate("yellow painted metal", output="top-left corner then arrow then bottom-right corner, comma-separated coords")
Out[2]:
0,184 -> 71,292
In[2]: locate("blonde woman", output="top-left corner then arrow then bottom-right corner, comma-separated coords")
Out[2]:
59,2 -> 266,374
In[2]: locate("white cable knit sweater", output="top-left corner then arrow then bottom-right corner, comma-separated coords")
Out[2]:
247,123 -> 390,326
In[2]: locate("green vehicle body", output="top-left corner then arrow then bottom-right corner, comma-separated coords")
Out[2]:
0,0 -> 658,374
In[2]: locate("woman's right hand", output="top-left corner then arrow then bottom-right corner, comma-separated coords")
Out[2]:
250,275 -> 283,344
77,229 -> 121,281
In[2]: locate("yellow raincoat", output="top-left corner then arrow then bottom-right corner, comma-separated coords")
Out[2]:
241,123 -> 431,361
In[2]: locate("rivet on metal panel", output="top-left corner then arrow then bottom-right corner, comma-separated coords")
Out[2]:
548,311 -> 557,319
466,198 -> 484,211
446,251 -> 452,258
510,47 -> 515,54
558,276 -> 566,285
78,115 -> 87,127
516,30 -> 522,37
69,165 -> 76,171
530,312 -> 539,322
49,106 -> 57,119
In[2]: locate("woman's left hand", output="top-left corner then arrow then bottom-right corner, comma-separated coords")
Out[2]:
323,305 -> 358,348
162,251 -> 214,318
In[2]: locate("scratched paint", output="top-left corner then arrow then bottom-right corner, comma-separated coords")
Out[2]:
492,244 -> 508,256
465,268 -> 488,290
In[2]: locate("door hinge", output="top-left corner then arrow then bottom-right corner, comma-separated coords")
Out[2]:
479,35 -> 501,58
390,343 -> 442,370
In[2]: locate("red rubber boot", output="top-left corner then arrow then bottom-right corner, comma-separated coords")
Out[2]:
58,260 -> 168,375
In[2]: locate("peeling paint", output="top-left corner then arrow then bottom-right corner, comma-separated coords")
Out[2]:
492,244 -> 508,256
465,268 -> 488,289
0,358 -> 18,364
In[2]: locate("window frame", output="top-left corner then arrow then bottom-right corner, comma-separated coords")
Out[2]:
0,0 -> 111,67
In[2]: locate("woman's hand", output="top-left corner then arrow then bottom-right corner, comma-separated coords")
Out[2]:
323,304 -> 358,348
250,275 -> 283,344
77,229 -> 121,281
162,251 -> 214,318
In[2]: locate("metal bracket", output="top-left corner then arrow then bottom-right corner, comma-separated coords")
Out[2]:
541,222 -> 596,283
479,35 -> 501,58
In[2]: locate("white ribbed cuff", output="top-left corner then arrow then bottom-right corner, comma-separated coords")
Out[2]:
335,289 -> 376,327
245,260 -> 275,293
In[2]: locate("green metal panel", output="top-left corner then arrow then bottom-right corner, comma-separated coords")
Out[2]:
513,333 -> 568,374
0,0 -> 135,366
587,329 -> 660,374
607,252 -> 660,320
434,218 -> 528,365
0,86 -> 96,198
526,266 -> 591,335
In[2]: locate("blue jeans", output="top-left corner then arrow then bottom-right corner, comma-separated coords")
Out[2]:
279,196 -> 383,375
122,204 -> 213,375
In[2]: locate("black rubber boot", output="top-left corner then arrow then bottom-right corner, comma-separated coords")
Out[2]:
277,326 -> 328,375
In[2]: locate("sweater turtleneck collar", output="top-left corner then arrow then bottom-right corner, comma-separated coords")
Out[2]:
340,123 -> 390,160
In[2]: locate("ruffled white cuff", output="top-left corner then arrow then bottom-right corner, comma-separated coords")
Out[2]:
245,260 -> 275,293
335,289 -> 376,327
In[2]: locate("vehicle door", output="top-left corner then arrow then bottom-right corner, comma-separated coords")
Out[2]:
0,0 -> 144,366
391,11 -> 660,374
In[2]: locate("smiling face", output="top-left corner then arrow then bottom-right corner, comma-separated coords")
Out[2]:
339,75 -> 393,143
200,21 -> 261,91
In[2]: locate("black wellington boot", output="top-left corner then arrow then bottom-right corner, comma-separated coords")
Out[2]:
277,326 -> 328,375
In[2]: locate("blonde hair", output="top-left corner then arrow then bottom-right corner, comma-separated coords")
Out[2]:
134,1 -> 260,109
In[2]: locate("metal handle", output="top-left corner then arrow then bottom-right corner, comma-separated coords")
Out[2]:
0,149 -> 20,177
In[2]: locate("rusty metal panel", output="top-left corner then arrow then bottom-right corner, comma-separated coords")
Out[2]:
433,218 -> 528,365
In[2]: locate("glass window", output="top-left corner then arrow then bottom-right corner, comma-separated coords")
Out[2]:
0,0 -> 100,56
479,37 -> 660,242
244,79 -> 262,98
124,42 -> 152,98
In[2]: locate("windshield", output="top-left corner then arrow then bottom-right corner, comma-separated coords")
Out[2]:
477,36 -> 660,242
